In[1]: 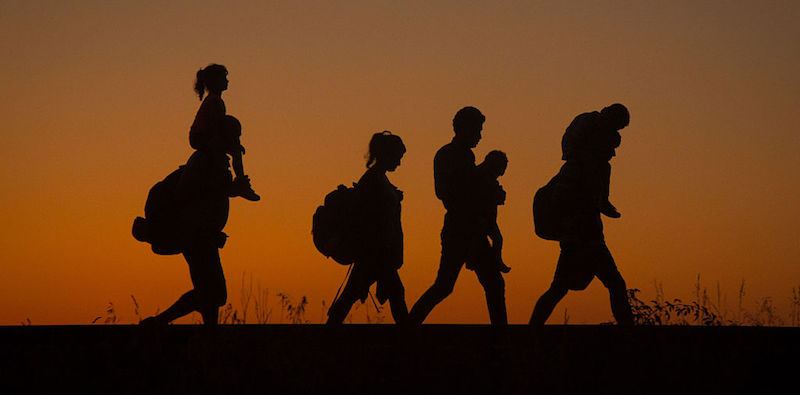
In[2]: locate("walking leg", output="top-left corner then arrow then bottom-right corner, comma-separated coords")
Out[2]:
529,286 -> 568,326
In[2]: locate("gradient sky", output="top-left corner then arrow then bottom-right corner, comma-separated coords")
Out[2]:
1,1 -> 798,325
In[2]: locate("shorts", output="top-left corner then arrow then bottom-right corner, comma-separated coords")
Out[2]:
441,219 -> 492,273
551,241 -> 624,291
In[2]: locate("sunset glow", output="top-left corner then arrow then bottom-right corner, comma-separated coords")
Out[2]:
1,1 -> 798,325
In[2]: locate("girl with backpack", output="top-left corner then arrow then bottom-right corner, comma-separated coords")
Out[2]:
326,132 -> 409,324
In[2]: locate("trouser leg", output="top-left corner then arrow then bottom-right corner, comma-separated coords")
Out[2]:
383,271 -> 408,325
326,268 -> 366,324
408,254 -> 462,325
475,266 -> 507,325
608,284 -> 634,326
155,290 -> 200,323
529,286 -> 568,326
595,244 -> 633,326
200,306 -> 219,327
186,242 -> 227,327
151,242 -> 226,326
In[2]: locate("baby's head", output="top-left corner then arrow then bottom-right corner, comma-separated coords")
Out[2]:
481,150 -> 508,179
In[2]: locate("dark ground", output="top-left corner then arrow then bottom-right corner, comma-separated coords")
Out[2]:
1,325 -> 797,394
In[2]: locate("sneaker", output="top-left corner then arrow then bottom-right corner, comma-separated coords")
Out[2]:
600,201 -> 621,218
498,263 -> 511,273
232,176 -> 261,201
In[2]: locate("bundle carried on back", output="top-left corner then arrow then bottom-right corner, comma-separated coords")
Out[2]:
533,174 -> 563,241
533,168 -> 581,242
132,167 -> 185,255
312,184 -> 360,265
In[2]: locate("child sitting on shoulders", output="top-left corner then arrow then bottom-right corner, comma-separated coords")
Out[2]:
190,64 -> 260,201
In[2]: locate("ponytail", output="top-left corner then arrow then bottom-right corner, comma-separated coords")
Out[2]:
193,64 -> 228,101
194,69 -> 206,100
366,131 -> 405,168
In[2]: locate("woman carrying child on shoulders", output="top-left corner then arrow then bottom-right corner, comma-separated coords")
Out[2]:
140,115 -> 244,327
139,64 -> 261,327
326,132 -> 409,324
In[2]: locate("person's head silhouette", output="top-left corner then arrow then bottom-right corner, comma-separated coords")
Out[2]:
600,103 -> 629,131
367,131 -> 406,172
452,106 -> 485,148
482,150 -> 508,179
194,64 -> 229,100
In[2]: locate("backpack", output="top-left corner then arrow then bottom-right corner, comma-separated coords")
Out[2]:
312,184 -> 360,265
533,175 -> 563,241
533,170 -> 580,241
132,166 -> 185,255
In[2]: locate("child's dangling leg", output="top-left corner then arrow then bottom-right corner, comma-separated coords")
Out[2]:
223,115 -> 260,202
230,146 -> 260,201
598,161 -> 620,218
493,246 -> 511,273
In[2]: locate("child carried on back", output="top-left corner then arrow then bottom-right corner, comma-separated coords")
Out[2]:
560,103 -> 629,218
475,150 -> 511,273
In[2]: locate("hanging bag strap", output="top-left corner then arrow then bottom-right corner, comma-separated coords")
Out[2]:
331,263 -> 353,306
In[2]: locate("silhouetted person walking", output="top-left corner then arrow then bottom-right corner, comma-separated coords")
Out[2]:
529,103 -> 634,327
408,107 -> 508,325
141,116 -> 250,327
327,132 -> 409,324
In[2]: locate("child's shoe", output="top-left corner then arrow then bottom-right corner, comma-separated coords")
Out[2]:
600,200 -> 621,218
232,176 -> 261,201
497,257 -> 511,273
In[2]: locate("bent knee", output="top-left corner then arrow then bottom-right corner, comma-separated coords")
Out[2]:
604,276 -> 627,293
547,284 -> 569,298
202,288 -> 227,308
215,289 -> 228,307
430,279 -> 455,298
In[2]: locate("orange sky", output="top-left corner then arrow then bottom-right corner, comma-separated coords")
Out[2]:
1,1 -> 799,325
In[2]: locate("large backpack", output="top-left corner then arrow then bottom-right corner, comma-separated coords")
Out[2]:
533,175 -> 563,241
312,184 -> 359,265
533,169 -> 582,242
132,166 -> 185,255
